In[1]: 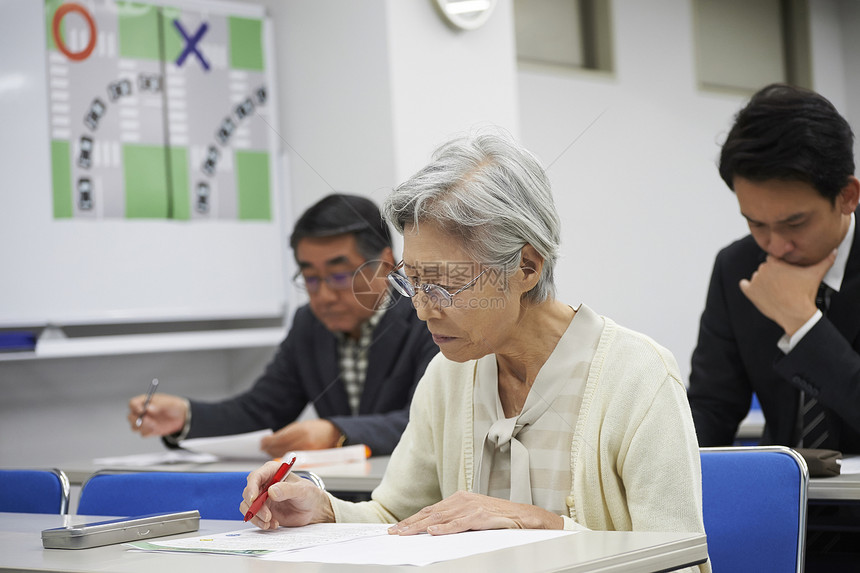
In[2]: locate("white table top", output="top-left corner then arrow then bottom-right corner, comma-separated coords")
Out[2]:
58,456 -> 390,493
809,471 -> 860,501
730,416 -> 860,502
32,451 -> 860,503
0,512 -> 708,573
735,409 -> 765,440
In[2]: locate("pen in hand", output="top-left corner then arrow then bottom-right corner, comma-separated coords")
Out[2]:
134,378 -> 159,428
244,452 -> 298,522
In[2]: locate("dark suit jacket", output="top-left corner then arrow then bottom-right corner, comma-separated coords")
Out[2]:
185,294 -> 438,455
688,209 -> 860,453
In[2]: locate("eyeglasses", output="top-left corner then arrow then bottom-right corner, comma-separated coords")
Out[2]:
294,259 -> 387,293
387,260 -> 487,308
293,268 -> 359,293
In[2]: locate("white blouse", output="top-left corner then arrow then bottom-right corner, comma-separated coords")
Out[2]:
472,305 -> 602,514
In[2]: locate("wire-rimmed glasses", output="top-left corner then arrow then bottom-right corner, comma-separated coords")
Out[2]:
292,269 -> 357,293
387,260 -> 487,307
293,259 -> 388,294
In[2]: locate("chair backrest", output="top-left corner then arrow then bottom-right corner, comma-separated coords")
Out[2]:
700,446 -> 808,573
0,469 -> 70,514
76,469 -> 325,520
77,471 -> 249,520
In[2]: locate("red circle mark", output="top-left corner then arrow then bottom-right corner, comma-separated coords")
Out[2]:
52,3 -> 97,62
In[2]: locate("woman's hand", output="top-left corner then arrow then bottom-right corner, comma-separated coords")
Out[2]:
388,490 -> 564,536
240,460 -> 335,530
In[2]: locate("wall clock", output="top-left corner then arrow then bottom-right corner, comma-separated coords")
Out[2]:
434,0 -> 499,30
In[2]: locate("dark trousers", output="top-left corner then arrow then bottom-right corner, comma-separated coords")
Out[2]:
805,501 -> 860,573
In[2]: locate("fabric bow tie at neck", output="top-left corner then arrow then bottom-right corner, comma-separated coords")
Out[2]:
472,357 -> 570,506
487,417 -> 524,454
475,413 -> 534,504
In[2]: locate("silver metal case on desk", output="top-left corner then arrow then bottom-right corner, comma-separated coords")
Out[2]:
41,510 -> 200,549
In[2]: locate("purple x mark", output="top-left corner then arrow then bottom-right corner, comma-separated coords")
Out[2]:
174,20 -> 210,71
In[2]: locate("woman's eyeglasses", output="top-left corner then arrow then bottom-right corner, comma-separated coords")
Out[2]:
387,260 -> 486,308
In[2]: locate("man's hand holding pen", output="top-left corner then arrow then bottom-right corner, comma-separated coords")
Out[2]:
127,392 -> 189,437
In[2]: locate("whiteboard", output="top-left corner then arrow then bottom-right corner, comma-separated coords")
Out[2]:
0,0 -> 287,327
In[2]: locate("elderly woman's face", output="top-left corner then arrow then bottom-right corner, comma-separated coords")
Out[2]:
401,222 -> 524,362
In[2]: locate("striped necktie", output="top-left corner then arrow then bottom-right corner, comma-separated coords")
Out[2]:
799,283 -> 834,449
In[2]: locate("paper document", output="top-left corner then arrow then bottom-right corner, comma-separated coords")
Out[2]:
838,455 -> 860,474
129,523 -> 576,566
178,430 -> 370,465
176,429 -> 272,460
293,445 -> 371,467
263,528 -> 577,566
93,450 -> 219,466
128,523 -> 390,556
93,431 -> 371,467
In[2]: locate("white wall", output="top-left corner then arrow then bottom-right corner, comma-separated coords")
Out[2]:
518,0 -> 860,382
260,0 -> 398,215
386,0 -> 520,182
809,0 -> 846,111
836,0 -> 860,171
518,0 -> 748,381
0,347 -> 271,466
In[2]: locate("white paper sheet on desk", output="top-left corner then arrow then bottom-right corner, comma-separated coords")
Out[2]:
177,429 -> 272,460
838,455 -> 860,474
263,528 -> 577,566
178,430 -> 370,466
93,450 -> 219,466
129,523 -> 390,555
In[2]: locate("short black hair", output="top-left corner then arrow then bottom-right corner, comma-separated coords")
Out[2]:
289,194 -> 392,260
719,83 -> 855,202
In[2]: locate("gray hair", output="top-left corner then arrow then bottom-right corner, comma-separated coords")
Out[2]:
383,128 -> 560,304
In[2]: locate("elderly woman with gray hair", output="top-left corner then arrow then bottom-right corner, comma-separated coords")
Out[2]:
241,129 -> 708,569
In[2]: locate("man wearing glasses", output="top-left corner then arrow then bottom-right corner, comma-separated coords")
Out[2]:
128,194 -> 438,457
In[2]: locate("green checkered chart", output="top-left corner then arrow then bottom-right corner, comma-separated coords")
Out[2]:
46,0 -> 273,221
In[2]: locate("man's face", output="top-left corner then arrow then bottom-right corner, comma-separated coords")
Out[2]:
294,234 -> 392,338
734,177 -> 856,267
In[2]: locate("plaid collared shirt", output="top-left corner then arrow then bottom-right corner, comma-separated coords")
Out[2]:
337,296 -> 389,415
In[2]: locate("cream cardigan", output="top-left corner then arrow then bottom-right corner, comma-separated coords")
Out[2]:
330,311 -> 710,572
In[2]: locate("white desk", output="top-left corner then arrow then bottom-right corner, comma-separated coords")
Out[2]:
809,472 -> 860,501
0,512 -> 708,573
59,456 -> 390,494
735,409 -> 765,441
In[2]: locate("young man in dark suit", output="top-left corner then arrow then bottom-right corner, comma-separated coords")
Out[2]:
128,194 -> 438,456
688,84 -> 860,569
688,84 -> 860,452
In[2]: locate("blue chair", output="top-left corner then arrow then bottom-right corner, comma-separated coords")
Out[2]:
0,469 -> 70,514
77,471 -> 249,520
700,446 -> 808,573
77,470 -> 325,520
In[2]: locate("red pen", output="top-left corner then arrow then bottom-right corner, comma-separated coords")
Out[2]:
243,452 -> 298,522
